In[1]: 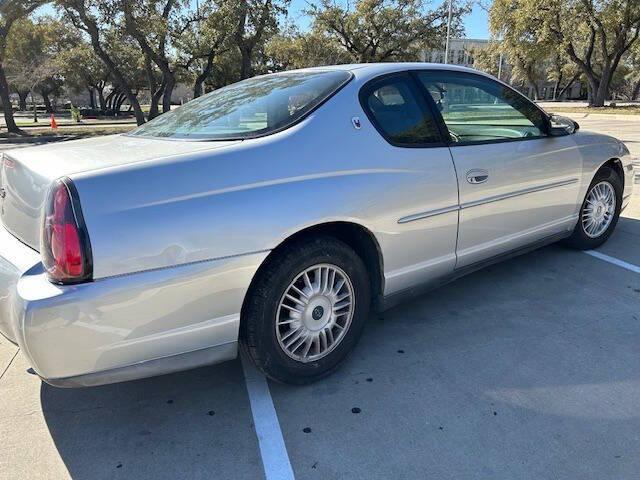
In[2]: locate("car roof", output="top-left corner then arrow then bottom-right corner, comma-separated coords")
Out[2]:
288,62 -> 496,83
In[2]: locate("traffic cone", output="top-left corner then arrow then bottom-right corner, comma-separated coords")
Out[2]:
50,114 -> 58,130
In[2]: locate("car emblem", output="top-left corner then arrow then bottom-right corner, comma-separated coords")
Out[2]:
351,116 -> 362,130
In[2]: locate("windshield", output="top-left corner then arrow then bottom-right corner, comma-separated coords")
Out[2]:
129,70 -> 352,140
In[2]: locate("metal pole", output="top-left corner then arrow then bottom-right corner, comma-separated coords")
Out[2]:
444,0 -> 453,64
497,53 -> 503,80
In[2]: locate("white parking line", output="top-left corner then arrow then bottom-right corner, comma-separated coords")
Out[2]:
241,352 -> 295,480
584,250 -> 640,274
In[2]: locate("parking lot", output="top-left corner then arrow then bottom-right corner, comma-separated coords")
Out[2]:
1,115 -> 640,480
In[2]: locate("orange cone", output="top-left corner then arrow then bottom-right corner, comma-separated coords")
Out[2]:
50,114 -> 58,130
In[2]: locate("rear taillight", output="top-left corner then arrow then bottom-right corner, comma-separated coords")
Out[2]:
41,178 -> 93,284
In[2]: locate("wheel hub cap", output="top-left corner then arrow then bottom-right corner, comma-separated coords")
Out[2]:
276,264 -> 355,363
582,181 -> 616,239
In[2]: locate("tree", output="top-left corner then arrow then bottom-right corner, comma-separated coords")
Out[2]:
621,41 -> 640,99
470,42 -> 508,80
5,48 -> 59,122
490,0 -> 640,107
224,0 -> 287,79
58,42 -> 111,111
4,17 -> 41,111
0,0 -> 45,134
174,0 -> 234,98
308,0 -> 469,63
122,0 -> 182,114
58,0 -> 147,124
547,51 -> 581,100
265,25 -> 352,70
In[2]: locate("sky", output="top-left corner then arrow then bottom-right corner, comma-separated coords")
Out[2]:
285,0 -> 491,39
37,0 -> 492,40
462,2 -> 491,39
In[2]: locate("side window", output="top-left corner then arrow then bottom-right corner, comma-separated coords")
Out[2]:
361,75 -> 441,146
416,71 -> 548,144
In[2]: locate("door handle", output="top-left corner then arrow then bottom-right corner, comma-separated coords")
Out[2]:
466,169 -> 489,184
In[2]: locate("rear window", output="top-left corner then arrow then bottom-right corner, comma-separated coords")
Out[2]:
361,74 -> 442,146
128,70 -> 352,140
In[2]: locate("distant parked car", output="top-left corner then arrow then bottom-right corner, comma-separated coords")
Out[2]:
0,64 -> 634,387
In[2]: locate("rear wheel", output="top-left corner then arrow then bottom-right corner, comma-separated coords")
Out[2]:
241,236 -> 371,384
565,165 -> 622,250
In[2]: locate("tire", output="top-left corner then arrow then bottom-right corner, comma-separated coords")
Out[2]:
564,165 -> 622,250
241,236 -> 371,384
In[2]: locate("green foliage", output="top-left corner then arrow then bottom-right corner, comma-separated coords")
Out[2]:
70,102 -> 81,122
469,42 -> 503,78
490,0 -> 640,105
308,0 -> 471,63
4,16 -> 73,98
265,25 -> 352,70
57,42 -> 109,94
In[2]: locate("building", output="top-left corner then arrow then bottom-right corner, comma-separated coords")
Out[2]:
421,38 -> 489,68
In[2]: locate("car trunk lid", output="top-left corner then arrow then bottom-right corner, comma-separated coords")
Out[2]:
0,135 -> 239,250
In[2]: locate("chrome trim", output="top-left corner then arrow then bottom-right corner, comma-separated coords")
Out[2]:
398,205 -> 460,224
397,179 -> 579,224
461,178 -> 579,210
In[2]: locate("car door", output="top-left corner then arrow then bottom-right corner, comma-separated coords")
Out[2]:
358,72 -> 460,295
415,70 -> 582,268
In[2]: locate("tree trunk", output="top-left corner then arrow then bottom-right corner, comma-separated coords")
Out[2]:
31,92 -> 38,123
145,55 -> 162,120
115,93 -> 128,114
0,62 -> 21,134
105,90 -> 116,111
239,47 -> 252,80
193,50 -> 217,99
41,90 -> 53,113
584,64 -> 614,108
557,73 -> 580,100
148,89 -> 161,119
552,80 -> 560,100
193,77 -> 204,99
97,87 -> 106,113
632,80 -> 640,101
592,80 -> 608,107
88,87 -> 95,110
17,91 -> 28,111
162,72 -> 175,113
529,81 -> 540,101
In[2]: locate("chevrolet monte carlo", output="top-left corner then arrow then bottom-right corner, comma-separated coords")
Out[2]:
0,63 -> 633,387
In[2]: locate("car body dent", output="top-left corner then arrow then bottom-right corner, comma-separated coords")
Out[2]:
16,247 -> 268,380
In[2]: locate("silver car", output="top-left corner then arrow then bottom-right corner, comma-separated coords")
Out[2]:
0,63 -> 634,387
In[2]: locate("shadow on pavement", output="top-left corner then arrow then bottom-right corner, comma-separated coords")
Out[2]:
270,240 -> 640,479
39,360 -> 263,480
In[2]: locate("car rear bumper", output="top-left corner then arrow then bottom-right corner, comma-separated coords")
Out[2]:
0,226 -> 40,345
0,225 -> 268,387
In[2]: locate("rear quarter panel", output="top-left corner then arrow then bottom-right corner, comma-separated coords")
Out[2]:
71,79 -> 460,296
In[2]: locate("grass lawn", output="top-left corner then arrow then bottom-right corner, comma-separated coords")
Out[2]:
548,106 -> 640,115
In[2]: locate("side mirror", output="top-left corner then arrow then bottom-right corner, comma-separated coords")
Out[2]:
548,114 -> 579,136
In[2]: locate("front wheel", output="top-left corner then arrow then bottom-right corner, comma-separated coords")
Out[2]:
241,236 -> 371,384
565,165 -> 622,250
